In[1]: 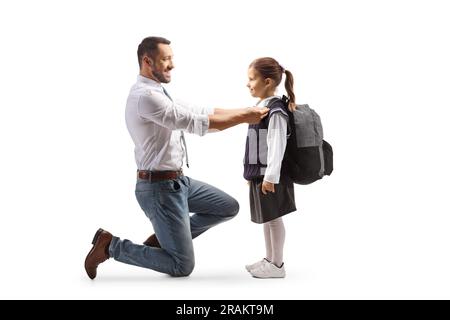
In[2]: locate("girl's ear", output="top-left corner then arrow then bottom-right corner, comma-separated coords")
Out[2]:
265,78 -> 273,87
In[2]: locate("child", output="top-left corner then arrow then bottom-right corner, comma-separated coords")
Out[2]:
243,57 -> 297,278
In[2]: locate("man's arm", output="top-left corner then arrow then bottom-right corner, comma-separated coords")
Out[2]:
138,93 -> 210,136
208,107 -> 269,131
213,108 -> 246,115
138,91 -> 268,134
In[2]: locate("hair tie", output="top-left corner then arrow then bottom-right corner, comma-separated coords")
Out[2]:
279,64 -> 286,73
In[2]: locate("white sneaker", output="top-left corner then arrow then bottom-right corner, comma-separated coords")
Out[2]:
245,258 -> 269,272
250,262 -> 286,278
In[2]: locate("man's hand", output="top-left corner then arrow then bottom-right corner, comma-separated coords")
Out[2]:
244,107 -> 269,124
261,180 -> 275,195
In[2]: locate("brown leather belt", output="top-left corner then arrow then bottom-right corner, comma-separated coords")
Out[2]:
137,170 -> 183,182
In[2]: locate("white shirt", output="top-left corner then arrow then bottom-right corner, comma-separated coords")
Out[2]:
258,96 -> 288,184
125,75 -> 213,171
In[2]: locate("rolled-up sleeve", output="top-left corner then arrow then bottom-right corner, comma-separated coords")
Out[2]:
175,98 -> 215,115
137,91 -> 209,136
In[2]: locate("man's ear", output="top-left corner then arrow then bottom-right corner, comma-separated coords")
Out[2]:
143,55 -> 153,67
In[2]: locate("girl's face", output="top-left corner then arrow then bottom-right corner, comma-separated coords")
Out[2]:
247,67 -> 272,99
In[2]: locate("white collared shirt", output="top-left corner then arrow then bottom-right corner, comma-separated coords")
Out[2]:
257,96 -> 288,184
125,75 -> 213,171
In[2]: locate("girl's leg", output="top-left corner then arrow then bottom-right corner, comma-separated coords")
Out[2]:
268,217 -> 285,267
264,223 -> 272,262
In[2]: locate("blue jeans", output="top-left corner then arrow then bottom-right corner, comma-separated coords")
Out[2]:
108,176 -> 239,276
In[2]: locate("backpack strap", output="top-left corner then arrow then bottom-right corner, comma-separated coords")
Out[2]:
265,96 -> 291,137
266,97 -> 289,117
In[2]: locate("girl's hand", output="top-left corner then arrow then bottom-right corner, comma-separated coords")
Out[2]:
261,180 -> 275,195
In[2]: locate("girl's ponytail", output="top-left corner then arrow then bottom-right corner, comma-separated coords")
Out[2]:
284,69 -> 296,111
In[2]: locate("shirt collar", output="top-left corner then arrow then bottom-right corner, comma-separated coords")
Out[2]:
257,95 -> 279,107
137,75 -> 164,90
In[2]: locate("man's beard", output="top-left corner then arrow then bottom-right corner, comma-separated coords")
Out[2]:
153,70 -> 170,83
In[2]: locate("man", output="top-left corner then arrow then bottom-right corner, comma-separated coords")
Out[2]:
84,36 -> 268,279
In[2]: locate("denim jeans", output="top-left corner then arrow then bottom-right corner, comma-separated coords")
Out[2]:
108,176 -> 239,276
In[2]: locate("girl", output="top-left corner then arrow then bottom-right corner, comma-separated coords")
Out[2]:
243,57 -> 297,278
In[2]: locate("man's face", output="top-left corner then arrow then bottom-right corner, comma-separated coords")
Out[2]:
146,44 -> 174,83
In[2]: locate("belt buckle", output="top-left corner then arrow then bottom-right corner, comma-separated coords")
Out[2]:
138,170 -> 150,180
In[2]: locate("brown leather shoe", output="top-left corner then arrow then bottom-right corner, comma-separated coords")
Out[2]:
84,228 -> 112,279
143,233 -> 161,248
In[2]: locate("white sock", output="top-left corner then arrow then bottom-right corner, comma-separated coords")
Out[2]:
267,217 -> 285,267
263,223 -> 272,262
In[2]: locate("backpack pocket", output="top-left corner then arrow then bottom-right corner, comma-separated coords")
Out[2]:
293,105 -> 319,147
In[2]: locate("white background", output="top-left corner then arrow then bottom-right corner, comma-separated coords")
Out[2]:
1,0 -> 449,299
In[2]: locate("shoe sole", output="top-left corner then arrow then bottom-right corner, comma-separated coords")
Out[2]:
251,271 -> 286,279
251,275 -> 286,279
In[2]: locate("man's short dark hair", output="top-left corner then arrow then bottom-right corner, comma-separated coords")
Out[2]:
137,36 -> 171,69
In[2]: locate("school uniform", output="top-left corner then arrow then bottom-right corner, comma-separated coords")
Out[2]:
243,96 -> 296,224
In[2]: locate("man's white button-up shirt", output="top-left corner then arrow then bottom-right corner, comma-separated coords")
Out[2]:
125,75 -> 213,171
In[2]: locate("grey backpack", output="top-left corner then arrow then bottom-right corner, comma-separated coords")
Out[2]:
269,96 -> 333,184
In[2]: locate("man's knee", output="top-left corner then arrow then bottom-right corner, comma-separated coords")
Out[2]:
171,258 -> 195,277
225,198 -> 239,218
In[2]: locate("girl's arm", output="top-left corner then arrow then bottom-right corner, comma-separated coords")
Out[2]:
262,113 -> 288,193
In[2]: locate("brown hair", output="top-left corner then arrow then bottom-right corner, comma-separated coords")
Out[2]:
249,57 -> 296,111
137,36 -> 171,69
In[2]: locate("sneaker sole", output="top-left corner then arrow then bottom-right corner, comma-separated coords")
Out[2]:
251,275 -> 286,279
